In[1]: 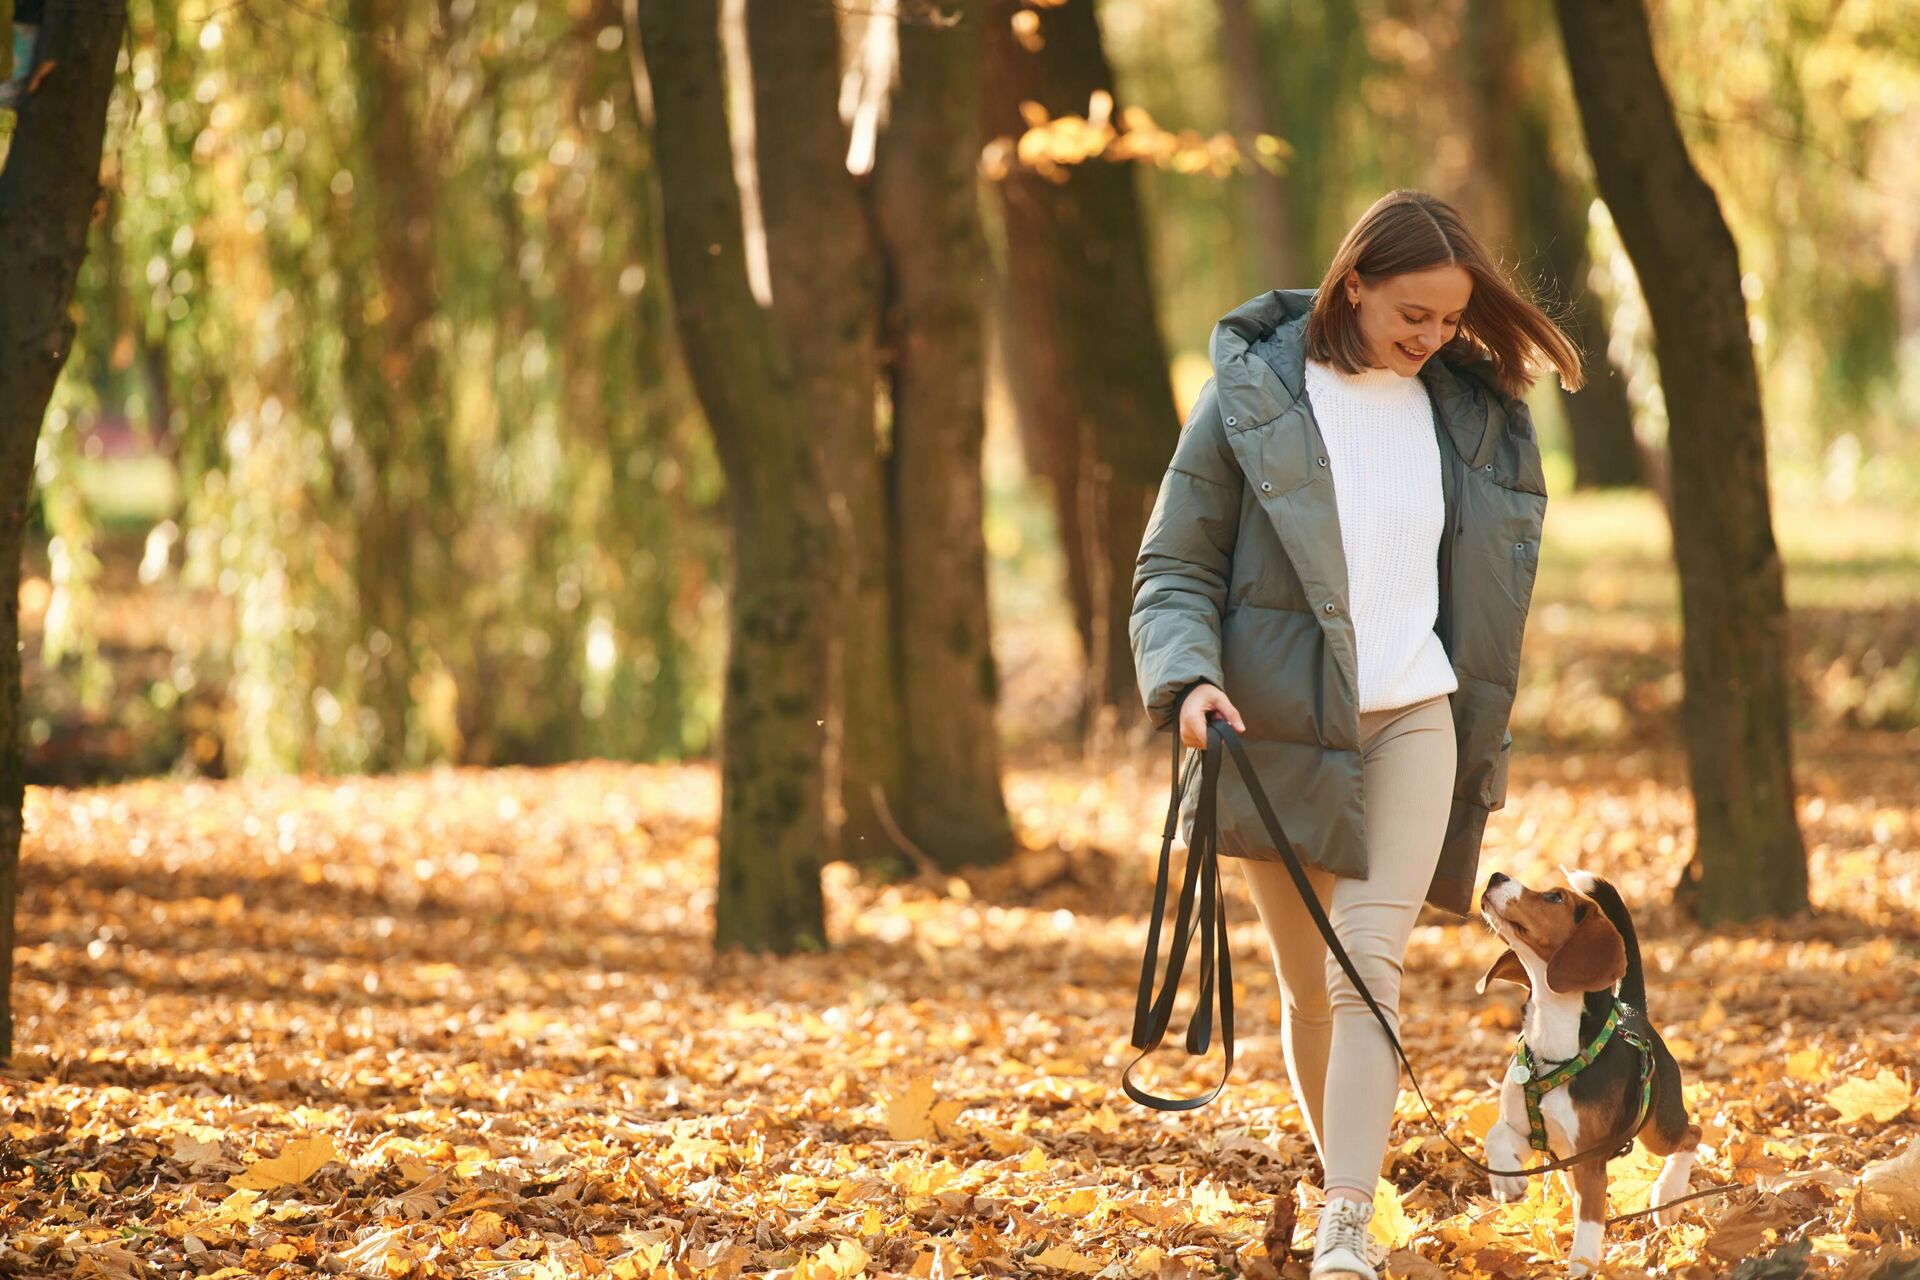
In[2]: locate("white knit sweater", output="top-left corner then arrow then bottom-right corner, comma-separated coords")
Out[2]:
1302,357 -> 1459,714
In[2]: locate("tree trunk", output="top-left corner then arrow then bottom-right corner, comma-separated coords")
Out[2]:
1500,17 -> 1642,490
743,0 -> 904,875
0,0 -> 122,1059
344,0 -> 456,770
981,0 -> 1178,730
1213,0 -> 1299,290
634,0 -> 832,950
1553,0 -> 1807,923
874,0 -> 1011,868
1459,0 -> 1519,255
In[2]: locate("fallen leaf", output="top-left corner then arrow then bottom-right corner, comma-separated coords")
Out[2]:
1703,1195 -> 1798,1261
228,1134 -> 339,1191
1859,1140 -> 1920,1227
1383,1248 -> 1449,1278
1826,1069 -> 1913,1124
1029,1243 -> 1104,1274
885,1076 -> 965,1142
1370,1178 -> 1422,1249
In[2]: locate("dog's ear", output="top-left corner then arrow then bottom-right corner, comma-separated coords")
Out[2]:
1476,948 -> 1531,995
1545,897 -> 1627,993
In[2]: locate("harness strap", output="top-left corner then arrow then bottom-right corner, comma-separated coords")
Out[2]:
1512,1001 -> 1661,1154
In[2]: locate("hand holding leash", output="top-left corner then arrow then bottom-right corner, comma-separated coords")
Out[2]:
1178,682 -> 1244,750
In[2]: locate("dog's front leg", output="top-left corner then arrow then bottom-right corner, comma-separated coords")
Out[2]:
1484,1084 -> 1531,1203
1564,1156 -> 1608,1277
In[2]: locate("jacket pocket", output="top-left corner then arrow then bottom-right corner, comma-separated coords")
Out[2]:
1221,603 -> 1327,747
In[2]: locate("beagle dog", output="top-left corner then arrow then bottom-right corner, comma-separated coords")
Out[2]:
1477,869 -> 1701,1276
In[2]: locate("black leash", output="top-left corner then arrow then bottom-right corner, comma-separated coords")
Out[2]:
1121,715 -> 1669,1181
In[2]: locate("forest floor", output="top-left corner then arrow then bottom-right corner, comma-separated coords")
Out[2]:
1,732 -> 1917,1279
4,490 -> 1919,1278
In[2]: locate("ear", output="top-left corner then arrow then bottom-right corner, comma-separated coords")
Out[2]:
1476,948 -> 1531,995
1545,898 -> 1627,994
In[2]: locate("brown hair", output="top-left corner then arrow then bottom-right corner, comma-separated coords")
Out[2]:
1305,189 -> 1585,398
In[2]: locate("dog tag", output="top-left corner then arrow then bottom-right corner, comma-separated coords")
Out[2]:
1506,1060 -> 1531,1086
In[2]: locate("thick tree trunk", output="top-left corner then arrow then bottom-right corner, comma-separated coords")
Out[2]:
634,0 -> 832,950
874,0 -> 1011,868
0,0 -> 121,1059
982,0 -> 1177,729
344,0 -> 455,770
1213,0 -> 1299,290
743,0 -> 903,875
1553,0 -> 1807,923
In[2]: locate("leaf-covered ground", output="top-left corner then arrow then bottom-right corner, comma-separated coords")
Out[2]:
5,725 -> 1918,1279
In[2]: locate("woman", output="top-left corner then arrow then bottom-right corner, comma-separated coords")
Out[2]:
1130,189 -> 1583,1280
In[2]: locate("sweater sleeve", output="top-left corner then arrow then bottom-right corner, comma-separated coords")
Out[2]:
1130,379 -> 1244,731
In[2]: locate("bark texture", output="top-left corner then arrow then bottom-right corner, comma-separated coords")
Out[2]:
1554,0 -> 1807,922
875,0 -> 1012,866
635,0 -> 833,949
0,0 -> 123,1056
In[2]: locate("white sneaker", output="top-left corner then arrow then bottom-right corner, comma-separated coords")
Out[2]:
1310,1195 -> 1378,1280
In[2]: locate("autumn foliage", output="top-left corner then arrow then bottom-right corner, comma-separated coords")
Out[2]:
2,734 -> 1916,1277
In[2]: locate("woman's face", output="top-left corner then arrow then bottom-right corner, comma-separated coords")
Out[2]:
1343,265 -> 1472,375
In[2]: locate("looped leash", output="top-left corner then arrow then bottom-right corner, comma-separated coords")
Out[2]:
1121,714 -> 1664,1180
1120,720 -> 1234,1110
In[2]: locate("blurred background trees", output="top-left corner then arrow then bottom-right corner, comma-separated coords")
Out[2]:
3,0 -> 1918,963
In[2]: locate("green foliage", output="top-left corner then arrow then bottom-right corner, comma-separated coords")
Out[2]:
45,0 -> 725,776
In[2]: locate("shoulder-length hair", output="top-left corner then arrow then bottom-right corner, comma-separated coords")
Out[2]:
1305,189 -> 1585,399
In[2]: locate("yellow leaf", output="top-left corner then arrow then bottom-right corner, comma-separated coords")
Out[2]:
1047,1187 -> 1101,1216
1459,1097 -> 1502,1137
1129,1246 -> 1167,1277
1827,1069 -> 1913,1124
891,1157 -> 961,1197
1030,1243 -> 1104,1274
885,1076 -> 964,1142
1697,999 -> 1728,1031
1369,1179 -> 1421,1249
228,1134 -> 339,1191
1191,1179 -> 1238,1224
1019,1146 -> 1049,1174
1786,1046 -> 1828,1083
802,1239 -> 869,1279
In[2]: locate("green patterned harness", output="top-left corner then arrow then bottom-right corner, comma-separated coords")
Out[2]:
1511,999 -> 1656,1156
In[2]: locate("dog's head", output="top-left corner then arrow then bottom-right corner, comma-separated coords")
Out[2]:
1476,868 -> 1626,996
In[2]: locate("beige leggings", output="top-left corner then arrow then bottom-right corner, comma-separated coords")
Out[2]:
1236,691 -> 1456,1199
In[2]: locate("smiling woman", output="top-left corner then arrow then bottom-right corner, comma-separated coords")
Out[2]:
1130,189 -> 1587,1280
1307,194 -> 1585,398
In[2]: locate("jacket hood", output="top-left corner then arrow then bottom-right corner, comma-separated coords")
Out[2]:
1207,287 -> 1503,467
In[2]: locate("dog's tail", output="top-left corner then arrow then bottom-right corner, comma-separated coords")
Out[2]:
1568,871 -> 1646,1009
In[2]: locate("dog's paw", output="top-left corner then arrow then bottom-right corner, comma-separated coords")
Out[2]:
1653,1202 -> 1684,1229
1490,1174 -> 1526,1202
1565,1260 -> 1595,1279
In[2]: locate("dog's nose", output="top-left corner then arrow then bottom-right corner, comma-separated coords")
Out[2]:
1487,872 -> 1508,886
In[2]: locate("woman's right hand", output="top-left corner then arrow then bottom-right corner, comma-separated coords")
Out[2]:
1178,682 -> 1246,750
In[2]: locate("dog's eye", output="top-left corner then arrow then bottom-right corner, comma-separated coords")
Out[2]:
1544,890 -> 1563,903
